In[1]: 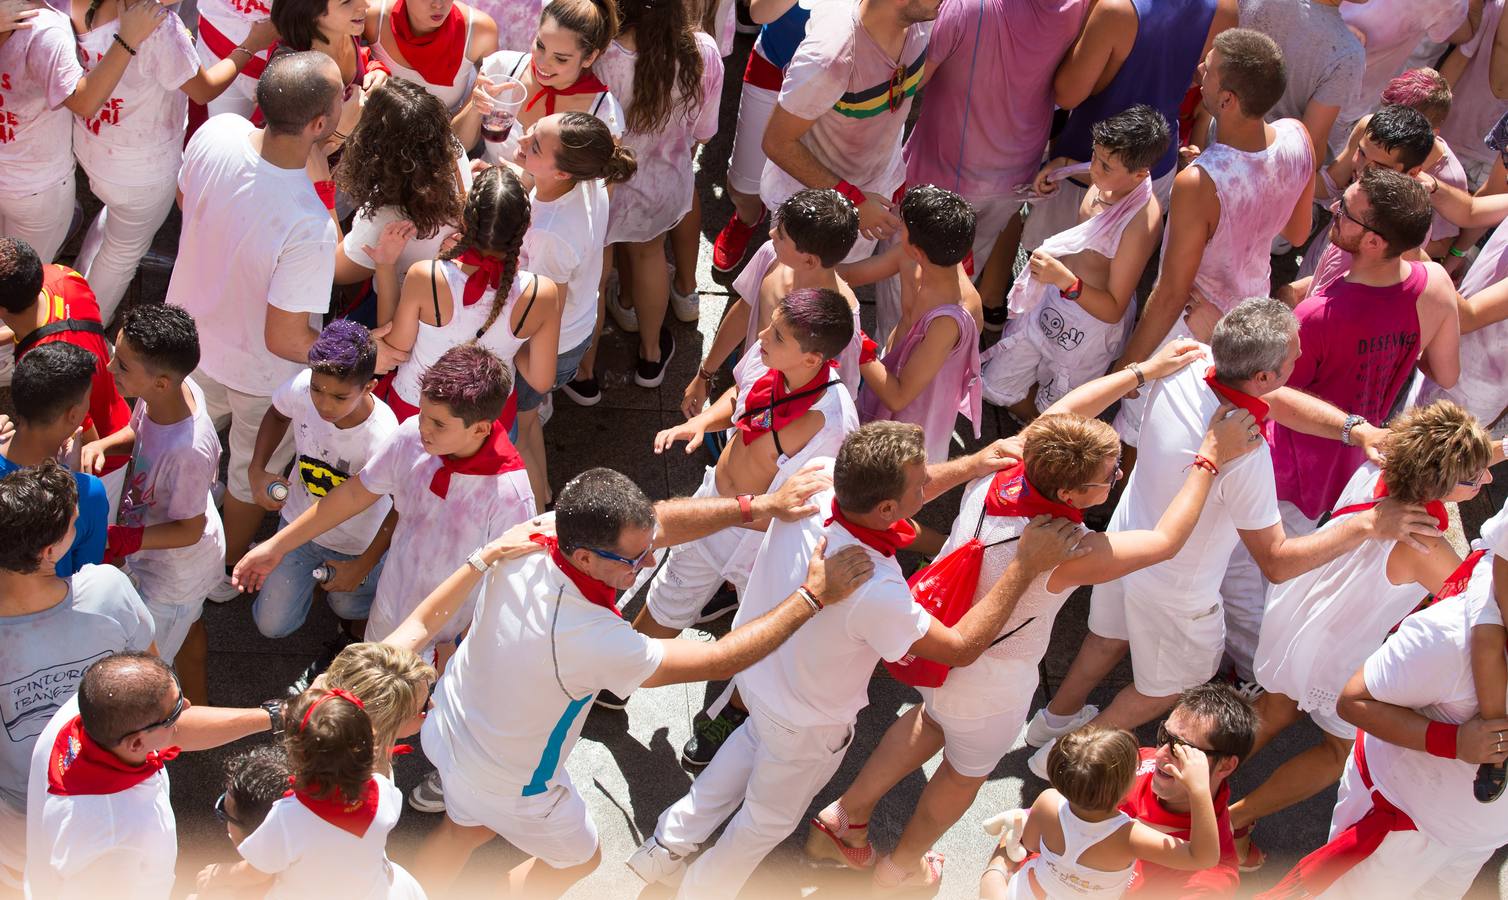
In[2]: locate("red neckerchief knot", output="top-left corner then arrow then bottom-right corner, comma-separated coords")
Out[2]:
289,775 -> 381,838
531,534 -> 621,615
429,418 -> 525,499
47,715 -> 179,796
524,59 -> 609,115
825,499 -> 916,558
455,249 -> 505,307
735,367 -> 833,445
1329,474 -> 1449,533
1203,367 -> 1269,424
983,462 -> 1085,524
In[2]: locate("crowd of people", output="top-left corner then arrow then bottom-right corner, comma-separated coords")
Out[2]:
5,0 -> 1508,894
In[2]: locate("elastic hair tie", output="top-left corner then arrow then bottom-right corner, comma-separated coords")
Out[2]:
299,688 -> 366,731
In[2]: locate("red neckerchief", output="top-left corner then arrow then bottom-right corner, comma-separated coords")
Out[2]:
735,367 -> 833,445
390,0 -> 465,86
531,534 -> 621,615
982,462 -> 1085,524
455,249 -> 505,307
429,418 -> 524,499
289,776 -> 380,838
1203,367 -> 1269,423
1329,475 -> 1450,533
1120,748 -> 1232,832
524,59 -> 609,115
825,499 -> 916,558
1436,549 -> 1488,602
47,716 -> 179,796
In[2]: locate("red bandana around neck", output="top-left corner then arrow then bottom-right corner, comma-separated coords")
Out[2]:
1203,367 -> 1270,423
524,59 -> 609,115
429,418 -> 525,499
531,534 -> 621,615
983,462 -> 1085,524
735,367 -> 833,445
290,776 -> 380,838
455,249 -> 505,307
825,500 -> 917,558
1329,474 -> 1449,533
389,0 -> 465,86
47,716 -> 179,797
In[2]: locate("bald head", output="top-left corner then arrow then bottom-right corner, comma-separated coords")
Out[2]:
78,653 -> 177,748
257,50 -> 342,137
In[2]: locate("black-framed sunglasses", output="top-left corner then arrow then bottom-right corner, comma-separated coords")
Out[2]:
886,64 -> 907,112
1332,195 -> 1382,237
213,792 -> 245,829
1155,721 -> 1224,759
124,671 -> 186,738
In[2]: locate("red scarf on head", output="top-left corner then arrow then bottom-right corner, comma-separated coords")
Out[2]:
531,534 -> 621,615
289,776 -> 381,838
1329,475 -> 1450,533
825,500 -> 916,558
983,462 -> 1085,524
1204,367 -> 1270,424
47,716 -> 179,796
429,418 -> 525,499
389,0 -> 466,86
735,368 -> 834,445
455,249 -> 505,307
524,59 -> 609,115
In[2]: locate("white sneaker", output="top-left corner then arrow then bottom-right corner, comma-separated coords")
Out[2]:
408,769 -> 446,813
206,574 -> 241,604
605,272 -> 639,333
1021,704 -> 1098,748
670,284 -> 700,322
1027,740 -> 1054,780
627,836 -> 687,887
537,393 -> 554,426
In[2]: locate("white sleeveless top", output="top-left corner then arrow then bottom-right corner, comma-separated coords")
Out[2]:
372,0 -> 478,111
390,262 -> 538,404
1015,800 -> 1136,899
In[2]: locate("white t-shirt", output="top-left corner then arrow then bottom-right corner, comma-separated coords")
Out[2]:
523,177 -> 610,350
732,475 -> 931,729
237,774 -> 408,900
24,697 -> 177,900
357,419 -> 535,651
1114,357 -> 1280,607
271,370 -> 398,557
1360,576 -> 1508,852
0,566 -> 154,815
72,11 -> 199,188
341,142 -> 474,290
167,114 -> 337,396
424,552 -> 663,795
117,380 -> 226,606
0,8 -> 83,197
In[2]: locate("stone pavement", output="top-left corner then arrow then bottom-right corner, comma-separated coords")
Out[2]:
29,28 -> 1508,900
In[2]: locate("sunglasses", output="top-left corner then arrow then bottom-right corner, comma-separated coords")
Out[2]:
1459,470 -> 1490,488
1083,458 -> 1124,489
124,672 -> 186,738
214,792 -> 245,829
576,543 -> 656,570
1332,195 -> 1382,237
1155,721 -> 1224,759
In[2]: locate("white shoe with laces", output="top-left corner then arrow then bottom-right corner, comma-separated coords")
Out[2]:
1027,740 -> 1054,781
206,574 -> 241,604
669,283 -> 700,322
605,272 -> 639,333
627,836 -> 687,886
1021,704 -> 1098,748
408,769 -> 446,813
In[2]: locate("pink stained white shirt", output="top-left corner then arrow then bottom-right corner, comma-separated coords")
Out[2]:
466,0 -> 539,57
596,33 -> 724,243
1438,0 -> 1508,175
1418,219 -> 1508,423
0,7 -> 83,198
1426,139 -> 1470,244
857,304 -> 982,464
72,11 -> 200,189
1336,0 -> 1468,141
356,418 -> 535,653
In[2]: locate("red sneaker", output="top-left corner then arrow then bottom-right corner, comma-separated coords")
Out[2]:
712,210 -> 765,273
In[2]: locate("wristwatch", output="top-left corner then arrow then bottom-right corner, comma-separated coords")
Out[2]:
1340,414 -> 1367,446
1062,276 -> 1083,301
467,547 -> 494,574
261,699 -> 284,737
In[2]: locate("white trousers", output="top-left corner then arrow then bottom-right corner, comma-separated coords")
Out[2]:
1221,500 -> 1318,681
726,82 -> 778,197
656,706 -> 853,900
0,171 -> 76,264
75,170 -> 179,325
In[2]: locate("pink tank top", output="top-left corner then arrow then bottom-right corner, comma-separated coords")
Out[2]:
1270,261 -> 1426,519
1188,118 -> 1312,310
1439,0 -> 1508,172
858,304 -> 982,463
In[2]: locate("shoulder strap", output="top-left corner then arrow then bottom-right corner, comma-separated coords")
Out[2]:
591,91 -> 607,116
511,275 -> 540,337
16,319 -> 106,357
430,263 -> 442,325
509,53 -> 527,78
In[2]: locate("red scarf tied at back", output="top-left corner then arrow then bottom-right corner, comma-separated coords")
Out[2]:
389,0 -> 466,86
826,499 -> 916,558
1203,367 -> 1270,423
531,534 -> 621,615
47,716 -> 179,796
736,368 -> 833,445
1329,474 -> 1450,533
524,59 -> 609,116
429,418 -> 525,499
983,462 -> 1085,524
288,689 -> 381,837
455,249 -> 505,307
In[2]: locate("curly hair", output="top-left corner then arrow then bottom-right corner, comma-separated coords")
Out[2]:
445,166 -> 532,338
283,688 -> 375,805
1383,400 -> 1492,504
335,78 -> 465,240
616,0 -> 704,135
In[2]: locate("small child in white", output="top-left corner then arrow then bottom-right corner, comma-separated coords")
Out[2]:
981,726 -> 1219,900
196,687 -> 425,899
1466,489 -> 1508,802
82,303 -> 225,703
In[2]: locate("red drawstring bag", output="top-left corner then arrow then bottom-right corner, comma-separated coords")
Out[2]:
884,537 -> 987,687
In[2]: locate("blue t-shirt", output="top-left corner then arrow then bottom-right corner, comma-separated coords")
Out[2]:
0,454 -> 108,576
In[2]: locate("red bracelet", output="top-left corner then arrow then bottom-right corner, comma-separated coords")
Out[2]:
1186,454 -> 1219,477
314,179 -> 337,210
737,493 -> 754,524
833,180 -> 868,208
1425,720 -> 1459,759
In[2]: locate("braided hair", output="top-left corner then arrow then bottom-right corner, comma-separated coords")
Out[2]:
444,166 -> 532,339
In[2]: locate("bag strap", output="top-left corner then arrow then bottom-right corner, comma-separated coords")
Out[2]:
16,319 -> 106,357
988,615 -> 1036,648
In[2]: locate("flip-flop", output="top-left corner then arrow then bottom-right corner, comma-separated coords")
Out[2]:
805,815 -> 875,869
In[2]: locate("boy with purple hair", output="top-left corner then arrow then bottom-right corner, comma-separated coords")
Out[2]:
244,320 -> 398,642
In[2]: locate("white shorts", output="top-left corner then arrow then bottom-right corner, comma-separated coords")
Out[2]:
919,662 -> 1036,778
982,295 -> 1133,411
726,82 -> 779,197
441,765 -> 599,869
644,467 -> 759,630
194,367 -> 295,505
1089,579 -> 1224,698
144,596 -> 207,664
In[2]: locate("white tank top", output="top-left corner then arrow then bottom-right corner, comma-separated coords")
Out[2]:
390,261 -> 537,404
1023,800 -> 1136,899
373,0 -> 478,111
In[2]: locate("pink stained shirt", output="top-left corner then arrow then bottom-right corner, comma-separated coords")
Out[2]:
858,303 -> 982,463
1269,260 -> 1427,520
902,0 -> 1090,201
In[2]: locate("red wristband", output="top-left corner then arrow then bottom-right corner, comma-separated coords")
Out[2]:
104,524 -> 146,565
1186,454 -> 1219,477
858,331 -> 879,365
833,180 -> 868,208
1425,720 -> 1459,759
314,179 -> 337,210
738,493 -> 754,523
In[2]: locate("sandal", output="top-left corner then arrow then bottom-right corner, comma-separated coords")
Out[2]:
873,851 -> 944,892
1475,761 -> 1507,803
1233,825 -> 1266,872
805,802 -> 875,869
